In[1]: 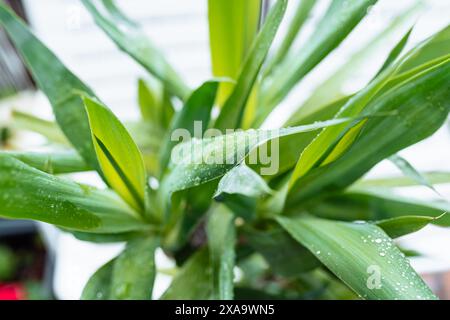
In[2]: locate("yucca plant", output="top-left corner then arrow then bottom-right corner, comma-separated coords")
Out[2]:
0,0 -> 449,300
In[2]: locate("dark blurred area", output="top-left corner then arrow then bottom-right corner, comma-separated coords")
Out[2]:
0,223 -> 53,299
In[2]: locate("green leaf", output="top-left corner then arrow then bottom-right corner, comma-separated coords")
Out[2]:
83,96 -> 147,214
258,98 -> 348,180
160,80 -> 219,171
244,226 -> 320,277
0,154 -> 146,233
110,237 -> 158,300
261,0 -> 377,114
207,205 -> 236,300
161,248 -> 212,299
213,163 -> 271,220
81,236 -> 157,300
208,0 -> 261,106
356,171 -> 450,188
389,154 -> 437,193
287,58 -> 450,208
137,78 -> 161,123
310,187 -> 450,228
376,215 -> 443,239
397,25 -> 450,73
214,0 -> 287,130
81,259 -> 115,300
268,97 -> 349,177
137,78 -> 175,132
162,118 -> 351,197
376,26 -> 414,76
214,163 -> 272,199
82,0 -> 189,100
277,216 -> 437,300
10,110 -> 68,145
0,151 -> 89,174
0,4 -> 99,171
284,8 -> 417,126
291,25 -> 448,188
288,69 -> 398,188
264,0 -> 316,77
71,231 -> 145,243
163,180 -> 218,251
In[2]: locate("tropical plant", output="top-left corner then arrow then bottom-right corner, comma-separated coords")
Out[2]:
0,0 -> 449,300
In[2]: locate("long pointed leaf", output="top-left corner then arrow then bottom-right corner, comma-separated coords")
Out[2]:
214,0 -> 287,130
110,237 -> 158,300
160,80 -> 219,171
163,118 -> 351,197
83,97 -> 147,214
81,259 -> 115,300
0,154 -> 145,233
376,215 -> 442,239
376,26 -> 415,76
310,187 -> 450,227
264,0 -> 316,77
82,0 -> 189,100
287,58 -> 450,208
356,172 -> 450,188
277,216 -> 437,300
285,9 -> 417,126
161,248 -> 212,300
214,163 -> 272,199
261,0 -> 377,115
207,205 -> 236,300
0,4 -> 99,171
0,151 -> 89,174
389,154 -> 437,193
208,0 -> 261,106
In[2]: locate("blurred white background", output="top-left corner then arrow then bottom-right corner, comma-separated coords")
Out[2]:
6,0 -> 450,299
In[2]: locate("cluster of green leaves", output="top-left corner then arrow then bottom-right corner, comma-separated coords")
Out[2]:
0,0 -> 449,300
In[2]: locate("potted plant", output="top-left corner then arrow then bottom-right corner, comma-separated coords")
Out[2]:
0,0 -> 449,300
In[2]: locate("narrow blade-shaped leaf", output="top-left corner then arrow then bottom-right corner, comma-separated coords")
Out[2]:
284,8 -> 417,126
376,26 -> 415,76
397,25 -> 450,73
277,216 -> 437,300
309,187 -> 450,227
71,231 -> 144,244
0,154 -> 145,233
287,58 -> 450,208
10,110 -> 68,145
264,0 -> 316,76
261,0 -> 377,114
244,226 -> 320,277
207,205 -> 236,300
161,248 -> 212,300
376,215 -> 442,239
110,237 -> 158,300
0,4 -> 99,170
160,80 -> 219,171
81,259 -> 115,300
208,0 -> 261,106
137,78 -> 161,123
1,151 -> 89,174
214,163 -> 272,199
288,68 -> 397,187
82,0 -> 190,100
163,118 -> 351,196
389,154 -> 437,193
356,172 -> 450,188
83,97 -> 147,214
214,0 -> 287,130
